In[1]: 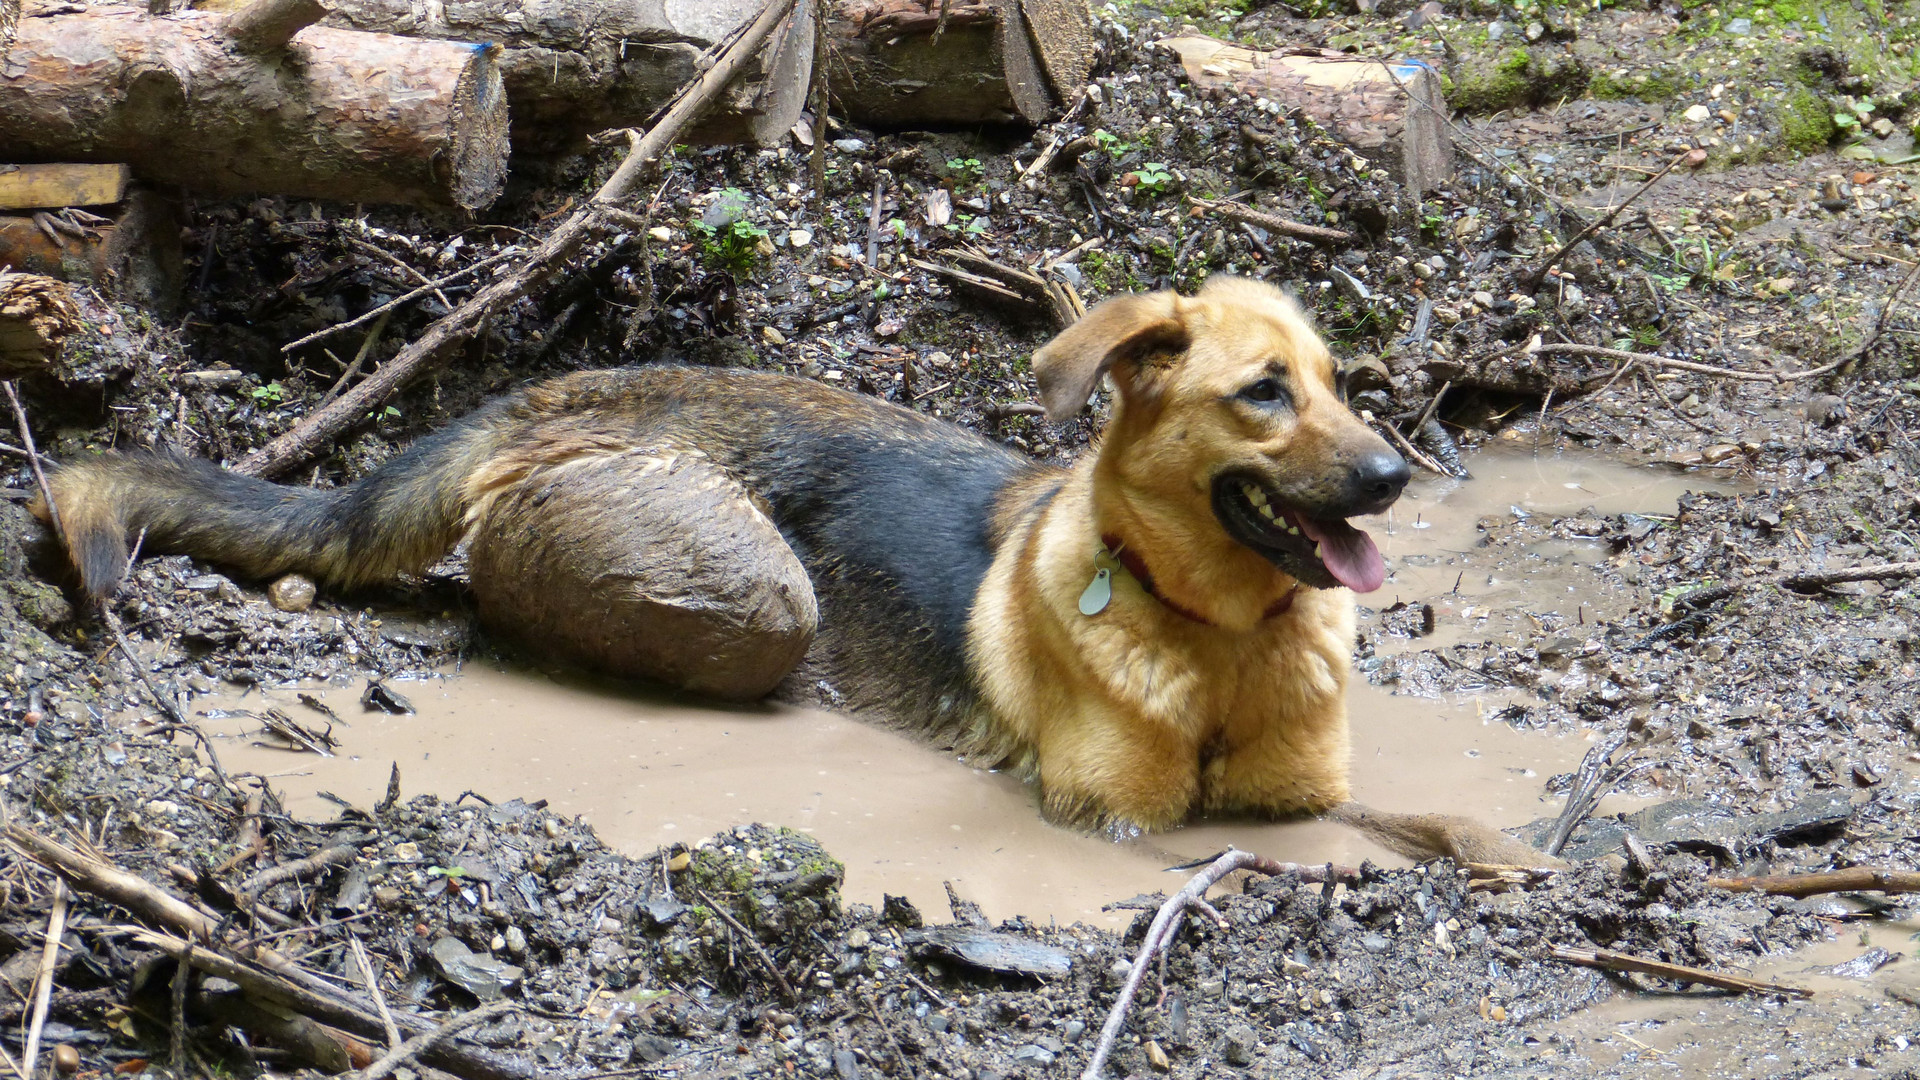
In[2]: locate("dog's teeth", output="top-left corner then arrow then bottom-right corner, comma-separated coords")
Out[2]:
1258,503 -> 1275,520
1242,483 -> 1268,507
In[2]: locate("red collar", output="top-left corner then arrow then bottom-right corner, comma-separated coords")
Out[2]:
1100,533 -> 1298,625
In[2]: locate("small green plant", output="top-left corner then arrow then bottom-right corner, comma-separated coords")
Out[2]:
1133,162 -> 1174,197
946,157 -> 984,184
690,218 -> 770,273
250,381 -> 285,405
944,214 -> 989,236
1833,96 -> 1876,137
1092,129 -> 1129,154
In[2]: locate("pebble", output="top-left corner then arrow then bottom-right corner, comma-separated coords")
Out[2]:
51,1046 -> 79,1075
789,229 -> 813,248
268,573 -> 316,613
762,326 -> 787,345
1146,1039 -> 1172,1071
648,226 -> 672,242
1683,104 -> 1712,124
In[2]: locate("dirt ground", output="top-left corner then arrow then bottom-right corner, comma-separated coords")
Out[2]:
9,0 -> 1920,1076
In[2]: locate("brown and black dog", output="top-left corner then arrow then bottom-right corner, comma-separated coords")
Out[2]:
33,277 -> 1542,859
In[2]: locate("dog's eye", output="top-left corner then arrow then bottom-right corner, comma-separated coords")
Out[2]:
1242,378 -> 1287,404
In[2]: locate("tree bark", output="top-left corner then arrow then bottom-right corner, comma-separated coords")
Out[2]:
1160,35 -> 1452,192
0,273 -> 81,375
200,0 -> 817,152
0,1 -> 510,209
826,0 -> 1092,128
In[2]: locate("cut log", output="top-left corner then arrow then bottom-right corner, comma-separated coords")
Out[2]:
0,273 -> 82,376
0,190 -> 185,310
0,1 -> 510,209
0,164 -> 131,210
1159,36 -> 1452,192
195,0 -> 816,152
827,0 -> 1092,128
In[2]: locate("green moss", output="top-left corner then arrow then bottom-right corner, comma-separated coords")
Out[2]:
1778,86 -> 1837,155
1447,47 -> 1535,113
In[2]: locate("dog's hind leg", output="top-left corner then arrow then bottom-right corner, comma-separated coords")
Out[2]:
466,446 -> 817,701
1323,802 -> 1564,867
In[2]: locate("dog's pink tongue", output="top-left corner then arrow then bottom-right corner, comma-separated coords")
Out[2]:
1294,515 -> 1386,592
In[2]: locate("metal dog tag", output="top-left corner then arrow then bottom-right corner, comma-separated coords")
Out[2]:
1078,567 -> 1112,616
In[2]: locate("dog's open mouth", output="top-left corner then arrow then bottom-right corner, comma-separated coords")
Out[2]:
1211,476 -> 1387,593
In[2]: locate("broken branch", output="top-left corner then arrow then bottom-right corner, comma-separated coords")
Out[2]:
1548,945 -> 1812,998
1188,197 -> 1355,247
1707,867 -> 1920,898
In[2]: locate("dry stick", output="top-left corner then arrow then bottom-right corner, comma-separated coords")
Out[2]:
1188,197 -> 1354,246
1523,341 -> 1831,384
241,0 -> 797,479
1080,852 -> 1358,1080
0,1041 -> 28,1080
2,380 -> 57,535
279,248 -> 520,355
21,880 -> 69,1080
1707,867 -> 1920,898
1523,151 -> 1687,293
239,843 -> 357,900
693,889 -> 797,1002
1548,946 -> 1812,999
349,936 -> 402,1049
354,1000 -> 515,1080
314,309 -> 392,411
1779,560 -> 1920,591
1843,254 -> 1920,367
1375,418 -> 1448,476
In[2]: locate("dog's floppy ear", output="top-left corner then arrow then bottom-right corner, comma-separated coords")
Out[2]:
1032,290 -> 1188,423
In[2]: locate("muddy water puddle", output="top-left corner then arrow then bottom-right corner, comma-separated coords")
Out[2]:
1539,924 -> 1920,1076
1357,447 -> 1743,652
193,450 -> 1720,929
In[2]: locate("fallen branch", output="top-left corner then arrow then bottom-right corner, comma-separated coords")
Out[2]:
240,0 -> 800,479
1548,945 -> 1812,998
1779,561 -> 1920,592
279,248 -> 520,355
3,380 -> 57,535
1188,197 -> 1355,247
1080,851 -> 1359,1080
1708,867 -> 1920,898
1374,418 -> 1449,477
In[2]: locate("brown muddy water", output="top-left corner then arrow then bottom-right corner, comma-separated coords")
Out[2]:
194,450 -> 1733,930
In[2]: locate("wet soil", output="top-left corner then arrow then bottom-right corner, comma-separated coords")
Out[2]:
9,0 -> 1920,1076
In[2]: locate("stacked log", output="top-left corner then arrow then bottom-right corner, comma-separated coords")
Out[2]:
829,0 -> 1094,128
213,0 -> 818,152
1159,35 -> 1452,192
0,0 -> 510,209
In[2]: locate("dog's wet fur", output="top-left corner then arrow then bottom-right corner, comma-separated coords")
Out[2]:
32,278 -> 1568,857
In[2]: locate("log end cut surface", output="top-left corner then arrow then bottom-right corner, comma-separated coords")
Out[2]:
448,42 -> 511,210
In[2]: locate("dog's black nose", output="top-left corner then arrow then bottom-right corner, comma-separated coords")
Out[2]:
1352,451 -> 1410,506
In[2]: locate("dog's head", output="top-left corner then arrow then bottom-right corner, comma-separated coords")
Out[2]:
1032,277 -> 1408,593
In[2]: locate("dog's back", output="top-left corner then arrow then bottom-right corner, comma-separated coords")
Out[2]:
36,366 -> 1054,749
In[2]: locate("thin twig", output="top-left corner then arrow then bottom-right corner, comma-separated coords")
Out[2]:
239,844 -> 357,900
1375,419 -> 1449,476
278,249 -> 519,355
350,936 -> 403,1049
353,1000 -> 516,1080
1548,946 -> 1811,998
1524,152 -> 1687,292
3,380 -> 58,535
22,880 -> 69,1080
1779,560 -> 1920,591
1188,197 -> 1354,246
694,890 -> 797,1002
1080,852 -> 1357,1079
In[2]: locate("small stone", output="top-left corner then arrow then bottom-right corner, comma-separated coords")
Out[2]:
1490,1004 -> 1509,1022
1727,16 -> 1751,32
667,851 -> 691,872
1682,104 -> 1712,124
647,226 -> 672,242
1685,148 -> 1709,168
832,138 -> 867,152
846,928 -> 871,949
1062,1019 -> 1086,1044
393,842 -> 420,860
504,926 -> 527,955
1145,1039 -> 1171,1071
762,326 -> 787,346
1012,1044 -> 1055,1066
1471,290 -> 1495,308
1874,117 -> 1896,138
269,573 -> 317,613
51,1046 -> 80,1075
1222,1024 -> 1258,1067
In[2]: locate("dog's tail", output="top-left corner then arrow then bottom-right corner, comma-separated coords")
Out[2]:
30,405 -> 519,600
